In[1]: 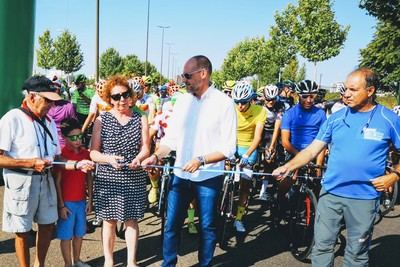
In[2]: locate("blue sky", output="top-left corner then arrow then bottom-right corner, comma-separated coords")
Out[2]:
34,0 -> 376,86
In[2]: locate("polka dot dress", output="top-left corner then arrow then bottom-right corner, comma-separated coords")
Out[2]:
94,111 -> 147,221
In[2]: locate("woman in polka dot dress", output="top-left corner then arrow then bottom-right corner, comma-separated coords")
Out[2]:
90,75 -> 150,267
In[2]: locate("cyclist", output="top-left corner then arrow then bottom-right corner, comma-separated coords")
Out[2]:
331,82 -> 347,114
393,105 -> 400,116
222,80 -> 236,97
259,84 -> 285,201
154,85 -> 172,113
139,75 -> 156,123
281,80 -> 326,161
277,80 -> 295,111
232,81 -> 267,232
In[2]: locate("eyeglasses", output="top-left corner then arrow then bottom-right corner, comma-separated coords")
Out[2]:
234,99 -> 250,105
180,69 -> 204,80
67,134 -> 83,141
110,90 -> 132,101
300,94 -> 316,99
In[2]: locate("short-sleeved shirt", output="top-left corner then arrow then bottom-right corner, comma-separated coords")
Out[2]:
237,104 -> 267,147
150,108 -> 174,141
0,108 -> 61,162
264,101 -> 285,135
316,105 -> 400,199
89,93 -> 111,114
71,87 -> 95,115
281,104 -> 326,151
59,146 -> 90,201
47,100 -> 77,147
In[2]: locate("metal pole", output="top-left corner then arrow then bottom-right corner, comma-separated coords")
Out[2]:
157,25 -> 170,85
166,42 -> 173,80
144,0 -> 150,76
95,0 -> 99,81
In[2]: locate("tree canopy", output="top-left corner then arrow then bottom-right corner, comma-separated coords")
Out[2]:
99,48 -> 124,78
359,0 -> 400,26
53,31 -> 84,74
36,30 -> 54,70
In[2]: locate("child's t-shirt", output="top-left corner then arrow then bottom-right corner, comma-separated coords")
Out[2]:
60,146 -> 90,201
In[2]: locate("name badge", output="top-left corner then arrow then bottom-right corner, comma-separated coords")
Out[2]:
363,128 -> 384,141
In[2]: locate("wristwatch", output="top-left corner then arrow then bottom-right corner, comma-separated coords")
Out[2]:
196,156 -> 206,166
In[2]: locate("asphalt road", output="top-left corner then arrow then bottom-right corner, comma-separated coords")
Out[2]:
0,184 -> 399,267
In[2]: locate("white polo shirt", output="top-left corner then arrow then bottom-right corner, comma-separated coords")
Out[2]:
161,85 -> 237,181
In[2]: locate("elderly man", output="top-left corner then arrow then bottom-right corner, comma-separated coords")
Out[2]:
0,75 -> 92,267
273,68 -> 400,267
142,55 -> 237,267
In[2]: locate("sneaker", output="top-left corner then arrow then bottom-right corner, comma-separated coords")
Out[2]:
187,222 -> 198,234
148,187 -> 158,204
258,192 -> 272,202
233,220 -> 246,232
73,260 -> 91,267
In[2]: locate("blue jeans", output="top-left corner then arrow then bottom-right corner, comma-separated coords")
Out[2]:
162,175 -> 223,267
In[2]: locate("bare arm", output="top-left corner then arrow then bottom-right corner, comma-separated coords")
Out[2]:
269,119 -> 281,152
272,140 -> 327,180
0,149 -> 49,172
371,163 -> 400,191
82,112 -> 96,133
281,130 -> 299,155
135,115 -> 151,162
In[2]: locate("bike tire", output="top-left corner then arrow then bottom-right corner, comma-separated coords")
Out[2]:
158,174 -> 170,243
288,187 -> 318,262
218,175 -> 235,249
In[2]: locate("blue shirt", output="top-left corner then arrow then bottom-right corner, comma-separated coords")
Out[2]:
316,104 -> 400,199
281,104 -> 326,151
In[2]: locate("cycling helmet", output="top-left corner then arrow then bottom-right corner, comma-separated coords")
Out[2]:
392,105 -> 400,116
335,82 -> 346,95
223,80 -> 236,91
128,79 -> 143,94
142,76 -> 152,86
232,81 -> 254,102
95,80 -> 105,91
159,85 -> 168,92
295,80 -> 319,94
283,80 -> 295,92
263,84 -> 279,99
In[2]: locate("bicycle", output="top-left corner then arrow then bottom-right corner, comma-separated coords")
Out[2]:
217,159 -> 239,249
286,162 -> 325,262
157,155 -> 175,242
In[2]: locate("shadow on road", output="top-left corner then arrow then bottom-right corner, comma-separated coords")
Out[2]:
369,234 -> 400,267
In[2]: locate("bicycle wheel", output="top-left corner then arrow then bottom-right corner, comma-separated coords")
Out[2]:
288,187 -> 318,262
380,181 -> 398,217
218,175 -> 234,249
158,174 -> 170,242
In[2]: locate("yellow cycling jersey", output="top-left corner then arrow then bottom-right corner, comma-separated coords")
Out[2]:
236,104 -> 267,147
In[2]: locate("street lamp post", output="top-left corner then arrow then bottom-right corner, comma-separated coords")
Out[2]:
95,0 -> 99,82
144,0 -> 150,76
157,25 -> 170,85
166,42 -> 173,80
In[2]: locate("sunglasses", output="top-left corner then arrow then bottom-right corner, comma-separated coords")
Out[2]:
110,90 -> 132,101
234,99 -> 250,105
67,134 -> 83,141
265,98 -> 276,101
180,69 -> 204,80
300,94 -> 316,99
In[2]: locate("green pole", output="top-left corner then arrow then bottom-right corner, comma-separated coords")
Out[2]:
0,0 -> 36,117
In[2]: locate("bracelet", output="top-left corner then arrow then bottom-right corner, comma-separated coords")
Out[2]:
152,153 -> 159,162
74,161 -> 78,170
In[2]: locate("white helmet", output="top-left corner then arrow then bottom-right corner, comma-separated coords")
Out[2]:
263,84 -> 279,99
232,81 -> 254,102
335,82 -> 346,95
128,79 -> 143,94
295,80 -> 319,94
393,105 -> 400,116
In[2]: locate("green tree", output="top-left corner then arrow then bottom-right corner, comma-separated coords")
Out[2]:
295,0 -> 349,80
221,37 -> 278,84
269,4 -> 298,68
359,22 -> 400,85
99,48 -> 123,78
122,54 -> 144,77
211,70 -> 225,89
36,30 -> 54,71
359,0 -> 400,26
281,58 -> 306,82
53,30 -> 84,74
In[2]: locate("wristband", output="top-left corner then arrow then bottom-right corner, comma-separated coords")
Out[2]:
197,156 -> 206,166
74,161 -> 78,170
392,170 -> 400,180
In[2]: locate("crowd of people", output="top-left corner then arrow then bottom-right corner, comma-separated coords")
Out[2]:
0,55 -> 399,267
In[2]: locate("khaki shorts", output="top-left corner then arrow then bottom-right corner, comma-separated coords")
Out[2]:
2,171 -> 58,233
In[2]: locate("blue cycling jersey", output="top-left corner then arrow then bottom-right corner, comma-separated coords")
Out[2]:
281,104 -> 326,151
316,105 -> 400,199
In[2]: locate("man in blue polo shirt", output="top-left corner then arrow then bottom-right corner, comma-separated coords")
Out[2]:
273,68 -> 400,267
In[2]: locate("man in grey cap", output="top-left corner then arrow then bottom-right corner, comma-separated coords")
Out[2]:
0,75 -> 93,267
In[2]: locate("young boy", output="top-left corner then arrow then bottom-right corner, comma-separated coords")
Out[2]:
55,118 -> 93,267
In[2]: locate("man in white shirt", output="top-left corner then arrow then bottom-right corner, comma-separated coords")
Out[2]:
142,55 -> 237,267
